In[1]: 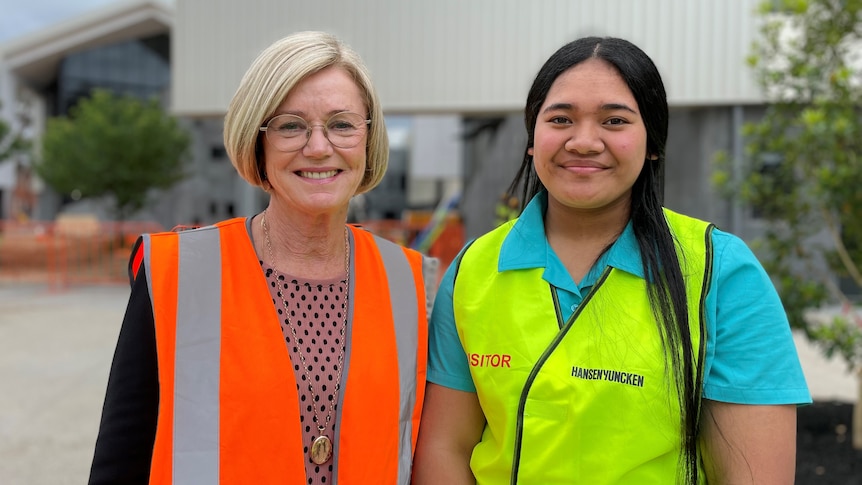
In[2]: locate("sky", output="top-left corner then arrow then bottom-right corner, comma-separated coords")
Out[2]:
0,0 -> 128,44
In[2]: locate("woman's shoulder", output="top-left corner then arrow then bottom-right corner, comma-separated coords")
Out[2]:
706,227 -> 778,306
662,209 -> 757,262
709,227 -> 762,266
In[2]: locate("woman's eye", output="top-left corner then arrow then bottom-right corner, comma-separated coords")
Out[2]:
549,116 -> 571,125
329,121 -> 355,131
277,122 -> 306,132
605,117 -> 627,125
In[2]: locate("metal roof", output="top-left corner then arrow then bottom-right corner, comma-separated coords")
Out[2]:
1,0 -> 173,89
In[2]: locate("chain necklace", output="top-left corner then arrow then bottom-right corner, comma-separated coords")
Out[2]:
261,209 -> 349,465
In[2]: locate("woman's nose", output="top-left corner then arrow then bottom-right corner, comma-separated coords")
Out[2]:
303,125 -> 334,157
564,124 -> 604,154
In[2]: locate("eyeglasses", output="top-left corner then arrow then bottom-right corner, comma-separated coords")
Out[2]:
259,112 -> 371,152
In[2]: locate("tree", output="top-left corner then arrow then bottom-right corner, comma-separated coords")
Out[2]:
35,89 -> 190,220
713,0 -> 862,447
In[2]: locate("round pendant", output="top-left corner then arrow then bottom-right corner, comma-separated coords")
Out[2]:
310,435 -> 333,465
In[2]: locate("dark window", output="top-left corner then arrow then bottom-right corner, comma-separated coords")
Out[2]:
56,34 -> 170,115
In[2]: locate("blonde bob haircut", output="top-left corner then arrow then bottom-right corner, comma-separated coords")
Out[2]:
224,31 -> 388,195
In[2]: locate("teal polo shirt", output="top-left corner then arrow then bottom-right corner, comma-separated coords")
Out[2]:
428,192 -> 811,405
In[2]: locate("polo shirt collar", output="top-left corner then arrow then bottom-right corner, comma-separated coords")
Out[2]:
498,192 -> 646,280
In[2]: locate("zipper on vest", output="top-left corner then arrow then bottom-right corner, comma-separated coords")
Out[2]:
509,266 -> 612,484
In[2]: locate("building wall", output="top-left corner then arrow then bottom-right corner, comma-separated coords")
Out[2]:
168,0 -> 772,235
0,65 -> 17,218
0,64 -> 46,221
2,0 -> 775,238
460,115 -> 526,239
665,108 -> 735,226
173,0 -> 765,116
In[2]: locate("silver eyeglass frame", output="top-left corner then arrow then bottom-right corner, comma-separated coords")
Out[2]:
258,112 -> 371,152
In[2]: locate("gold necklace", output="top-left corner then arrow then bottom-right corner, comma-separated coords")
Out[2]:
261,209 -> 349,465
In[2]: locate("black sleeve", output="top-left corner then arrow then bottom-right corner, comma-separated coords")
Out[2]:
88,265 -> 159,485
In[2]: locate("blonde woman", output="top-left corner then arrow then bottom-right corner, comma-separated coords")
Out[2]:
90,31 -> 432,485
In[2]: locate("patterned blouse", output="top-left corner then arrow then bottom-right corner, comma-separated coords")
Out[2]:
262,261 -> 347,485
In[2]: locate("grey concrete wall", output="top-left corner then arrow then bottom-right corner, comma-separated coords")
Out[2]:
665,107 -> 735,228
459,115 -> 527,240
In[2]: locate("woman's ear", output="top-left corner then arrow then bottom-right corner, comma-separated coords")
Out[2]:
648,154 -> 659,161
258,162 -> 271,191
527,147 -> 534,156
258,158 -> 268,180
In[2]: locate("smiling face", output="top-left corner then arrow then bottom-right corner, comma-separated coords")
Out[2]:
261,66 -> 367,217
529,58 -> 650,216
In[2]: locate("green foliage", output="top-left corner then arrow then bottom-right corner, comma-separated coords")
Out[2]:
35,89 -> 190,220
811,311 -> 862,366
714,0 -> 862,370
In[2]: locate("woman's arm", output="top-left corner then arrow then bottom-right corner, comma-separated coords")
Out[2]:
700,400 -> 797,485
412,383 -> 486,484
88,267 -> 159,485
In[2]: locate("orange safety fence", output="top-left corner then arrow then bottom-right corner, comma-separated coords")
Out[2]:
359,211 -> 465,278
0,217 -> 164,291
1,213 -> 466,290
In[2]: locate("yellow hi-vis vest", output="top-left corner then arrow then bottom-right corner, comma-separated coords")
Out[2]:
453,209 -> 713,484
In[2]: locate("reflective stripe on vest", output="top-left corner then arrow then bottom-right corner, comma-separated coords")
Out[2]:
373,235 -> 421,484
143,218 -> 428,484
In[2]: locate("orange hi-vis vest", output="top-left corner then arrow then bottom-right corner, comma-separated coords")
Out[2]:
137,218 -> 428,484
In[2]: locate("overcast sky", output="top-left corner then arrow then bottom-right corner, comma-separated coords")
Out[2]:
0,0 -> 127,43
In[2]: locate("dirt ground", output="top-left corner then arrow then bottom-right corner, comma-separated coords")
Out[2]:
797,401 -> 862,484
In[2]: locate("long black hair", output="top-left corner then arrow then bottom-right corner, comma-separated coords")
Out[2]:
508,37 -> 703,484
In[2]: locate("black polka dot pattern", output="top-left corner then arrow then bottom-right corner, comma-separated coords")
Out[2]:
262,261 -> 347,484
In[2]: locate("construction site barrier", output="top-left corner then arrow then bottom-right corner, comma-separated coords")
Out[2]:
360,211 -> 465,277
0,216 -> 164,290
0,211 -> 465,290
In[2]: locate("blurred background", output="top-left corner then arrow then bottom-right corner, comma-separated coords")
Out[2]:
0,0 -> 775,275
0,0 -> 859,483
